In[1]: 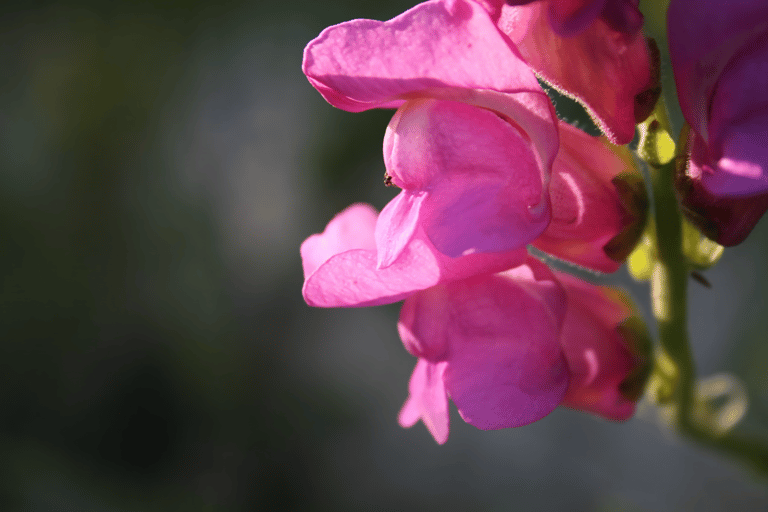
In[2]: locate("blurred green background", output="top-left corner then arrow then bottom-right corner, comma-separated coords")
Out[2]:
1,0 -> 768,510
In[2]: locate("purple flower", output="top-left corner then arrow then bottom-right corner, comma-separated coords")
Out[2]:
669,0 -> 768,245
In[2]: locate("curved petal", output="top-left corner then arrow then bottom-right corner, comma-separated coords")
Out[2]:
375,191 -> 426,269
304,0 -> 559,175
300,203 -> 378,278
403,258 -> 569,430
533,122 -> 646,272
669,0 -> 768,244
499,2 -> 654,144
556,272 -> 646,421
702,35 -> 768,197
399,288 -> 451,360
668,0 -> 768,140
678,129 -> 768,246
304,0 -> 543,110
302,241 -> 438,308
398,359 -> 450,444
555,271 -> 632,330
385,99 -> 549,257
304,225 -> 528,308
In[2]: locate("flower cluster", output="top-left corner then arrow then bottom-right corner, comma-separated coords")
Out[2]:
300,0 -> 655,443
299,0 -> 768,443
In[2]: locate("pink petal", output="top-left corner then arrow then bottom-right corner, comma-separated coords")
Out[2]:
375,191 -> 426,269
399,288 -> 451,361
555,272 -> 643,421
304,225 -> 528,308
533,122 -> 646,272
304,0 -> 541,111
304,0 -> 559,175
302,238 -> 438,308
398,359 -> 450,444
385,99 -> 550,257
300,203 -> 378,278
402,258 -> 569,430
499,2 -> 653,144
555,271 -> 631,331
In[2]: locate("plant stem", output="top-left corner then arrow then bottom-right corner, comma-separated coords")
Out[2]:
650,141 -> 768,477
651,157 -> 694,428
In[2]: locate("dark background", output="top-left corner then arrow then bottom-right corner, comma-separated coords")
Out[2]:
1,0 -> 768,510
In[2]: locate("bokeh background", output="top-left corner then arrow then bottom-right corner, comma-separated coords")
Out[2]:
2,0 -> 768,510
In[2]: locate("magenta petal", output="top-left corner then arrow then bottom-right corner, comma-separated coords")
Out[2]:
404,259 -> 569,430
705,118 -> 768,197
304,227 -> 527,307
556,272 -> 640,421
375,191 -> 426,268
385,99 -> 550,257
668,0 -> 768,140
303,0 -> 543,110
445,273 -> 568,429
398,290 -> 451,361
679,129 -> 768,246
669,0 -> 768,244
700,34 -> 768,197
499,2 -> 651,144
303,198 -> 528,308
301,203 -> 378,278
398,359 -> 450,444
304,0 -> 559,174
302,243 -> 439,308
533,122 -> 643,272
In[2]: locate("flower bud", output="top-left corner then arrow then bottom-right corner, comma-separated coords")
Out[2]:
556,272 -> 652,420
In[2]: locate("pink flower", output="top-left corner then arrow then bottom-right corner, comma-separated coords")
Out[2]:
301,204 -> 649,443
669,0 -> 768,246
303,0 -> 648,268
496,0 -> 658,144
399,266 -> 650,443
303,0 -> 559,258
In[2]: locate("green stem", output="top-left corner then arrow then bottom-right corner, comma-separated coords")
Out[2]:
651,158 -> 695,430
648,127 -> 768,477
